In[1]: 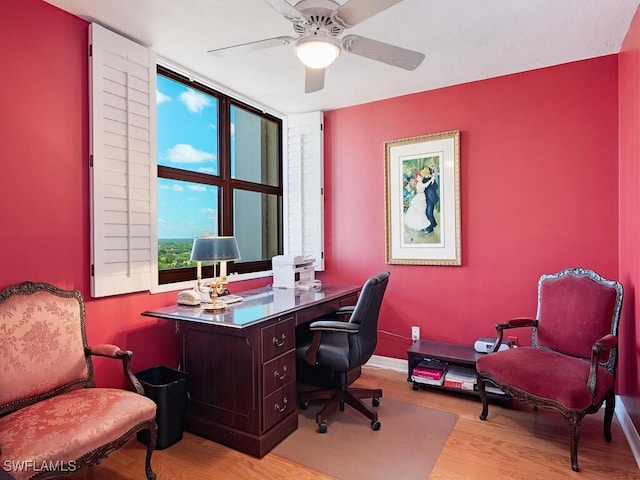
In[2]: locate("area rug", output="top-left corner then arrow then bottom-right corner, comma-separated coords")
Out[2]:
272,397 -> 458,480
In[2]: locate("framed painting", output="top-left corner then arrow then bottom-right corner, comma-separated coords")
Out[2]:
384,130 -> 461,265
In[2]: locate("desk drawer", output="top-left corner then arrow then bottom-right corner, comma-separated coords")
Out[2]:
263,351 -> 295,397
262,316 -> 295,362
263,382 -> 296,432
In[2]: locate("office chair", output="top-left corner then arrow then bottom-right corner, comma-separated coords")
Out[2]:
297,271 -> 390,433
476,267 -> 623,471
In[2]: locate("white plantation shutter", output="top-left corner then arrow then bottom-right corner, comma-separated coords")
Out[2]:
285,112 -> 324,270
89,23 -> 157,297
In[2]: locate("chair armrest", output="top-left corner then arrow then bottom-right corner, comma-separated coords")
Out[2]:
335,306 -> 355,315
309,320 -> 360,333
587,334 -> 618,397
85,344 -> 145,395
305,321 -> 360,365
86,343 -> 130,358
491,318 -> 538,352
594,333 -> 617,351
497,317 -> 538,330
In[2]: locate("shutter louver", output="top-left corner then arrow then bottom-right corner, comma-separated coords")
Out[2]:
89,23 -> 157,297
286,112 -> 324,270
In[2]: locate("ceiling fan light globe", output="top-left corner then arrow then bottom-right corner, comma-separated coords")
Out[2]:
295,36 -> 341,69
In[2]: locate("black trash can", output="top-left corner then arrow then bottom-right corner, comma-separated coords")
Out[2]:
135,366 -> 188,450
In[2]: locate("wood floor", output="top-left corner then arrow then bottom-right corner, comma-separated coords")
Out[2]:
70,366 -> 639,480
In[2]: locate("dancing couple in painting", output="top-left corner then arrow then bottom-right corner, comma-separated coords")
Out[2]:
404,164 -> 439,235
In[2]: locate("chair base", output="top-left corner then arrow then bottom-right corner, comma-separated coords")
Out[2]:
296,358 -> 361,389
478,374 -> 615,473
299,386 -> 383,432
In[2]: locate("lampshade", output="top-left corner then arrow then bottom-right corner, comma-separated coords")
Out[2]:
295,35 -> 341,69
190,236 -> 240,262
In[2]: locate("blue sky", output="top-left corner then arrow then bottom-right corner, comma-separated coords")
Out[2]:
156,75 -> 220,239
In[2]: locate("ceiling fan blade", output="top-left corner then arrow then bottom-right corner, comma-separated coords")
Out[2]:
342,35 -> 425,71
332,0 -> 403,28
263,0 -> 304,22
305,67 -> 325,93
208,36 -> 295,57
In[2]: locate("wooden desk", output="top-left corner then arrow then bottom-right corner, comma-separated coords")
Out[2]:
142,284 -> 359,457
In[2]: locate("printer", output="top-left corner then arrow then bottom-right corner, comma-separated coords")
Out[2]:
272,255 -> 316,289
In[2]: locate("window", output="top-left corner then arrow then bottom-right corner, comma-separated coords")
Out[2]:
90,23 -> 322,298
156,66 -> 283,285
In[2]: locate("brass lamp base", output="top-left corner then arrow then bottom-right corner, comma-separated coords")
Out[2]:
203,302 -> 226,313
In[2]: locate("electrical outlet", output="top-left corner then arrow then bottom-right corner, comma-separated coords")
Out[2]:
411,326 -> 420,341
507,335 -> 518,347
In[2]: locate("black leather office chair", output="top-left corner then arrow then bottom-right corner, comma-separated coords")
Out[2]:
297,271 -> 390,433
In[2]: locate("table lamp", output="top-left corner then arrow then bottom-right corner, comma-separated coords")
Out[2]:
190,235 -> 241,312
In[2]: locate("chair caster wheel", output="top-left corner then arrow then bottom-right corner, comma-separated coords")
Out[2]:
318,422 -> 328,433
299,400 -> 309,410
371,420 -> 381,431
372,397 -> 380,407
412,382 -> 419,390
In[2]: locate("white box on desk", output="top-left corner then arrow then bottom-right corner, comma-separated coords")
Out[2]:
272,255 -> 315,289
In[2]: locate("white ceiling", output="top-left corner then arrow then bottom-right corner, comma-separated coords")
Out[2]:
44,0 -> 639,115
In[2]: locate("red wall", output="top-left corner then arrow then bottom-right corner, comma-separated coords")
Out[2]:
321,57 -> 620,357
619,5 -> 640,429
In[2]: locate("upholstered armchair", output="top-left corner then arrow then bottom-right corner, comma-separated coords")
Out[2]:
476,267 -> 623,472
0,282 -> 158,480
298,271 -> 390,433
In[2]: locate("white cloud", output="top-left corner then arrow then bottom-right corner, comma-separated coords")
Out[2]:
157,89 -> 171,104
188,185 -> 207,192
167,144 -> 215,163
172,184 -> 184,192
180,88 -> 211,113
199,207 -> 217,221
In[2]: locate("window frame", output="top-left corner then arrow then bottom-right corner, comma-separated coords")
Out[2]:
156,65 -> 284,287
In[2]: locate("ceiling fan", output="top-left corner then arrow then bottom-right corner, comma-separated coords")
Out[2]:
207,0 -> 425,93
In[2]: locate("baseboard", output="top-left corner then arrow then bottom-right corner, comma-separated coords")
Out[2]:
367,354 -> 407,373
616,396 -> 640,469
367,355 -> 640,470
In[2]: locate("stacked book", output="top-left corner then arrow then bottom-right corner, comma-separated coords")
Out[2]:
482,381 -> 508,396
443,365 -> 477,391
411,359 -> 447,386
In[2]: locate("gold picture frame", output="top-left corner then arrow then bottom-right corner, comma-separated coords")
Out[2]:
385,130 -> 461,265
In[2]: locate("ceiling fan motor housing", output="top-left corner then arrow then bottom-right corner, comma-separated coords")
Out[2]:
293,0 -> 344,37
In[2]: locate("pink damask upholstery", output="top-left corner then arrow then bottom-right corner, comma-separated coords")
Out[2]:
0,389 -> 155,480
0,282 -> 158,480
476,267 -> 623,472
0,291 -> 90,408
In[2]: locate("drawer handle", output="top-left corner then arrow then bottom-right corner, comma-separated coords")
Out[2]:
274,397 -> 288,413
274,365 -> 288,381
272,333 -> 286,347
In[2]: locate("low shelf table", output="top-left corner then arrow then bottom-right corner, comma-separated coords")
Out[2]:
407,339 -> 509,400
